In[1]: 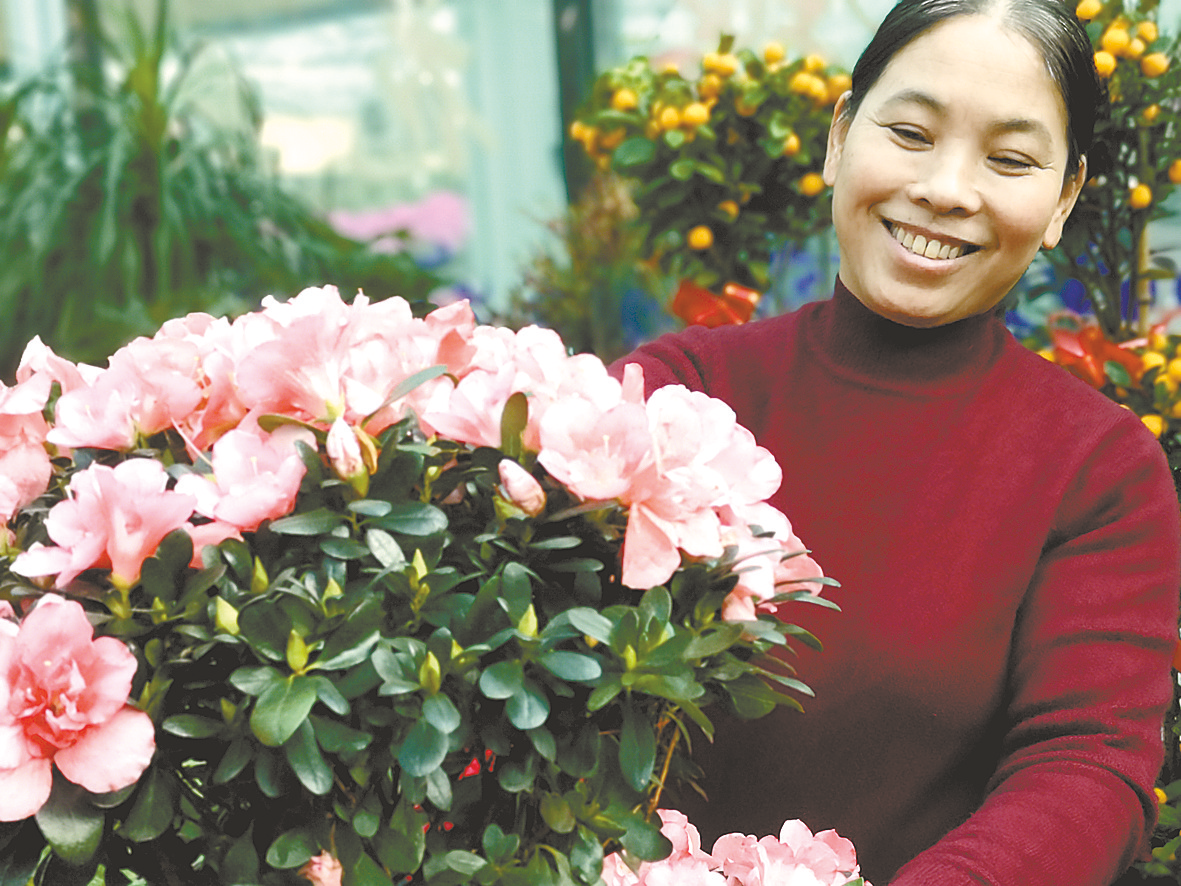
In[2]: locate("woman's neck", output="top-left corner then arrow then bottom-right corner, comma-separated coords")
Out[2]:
811,277 -> 1007,388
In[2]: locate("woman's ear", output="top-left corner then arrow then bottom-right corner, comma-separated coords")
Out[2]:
1042,155 -> 1087,249
823,91 -> 852,187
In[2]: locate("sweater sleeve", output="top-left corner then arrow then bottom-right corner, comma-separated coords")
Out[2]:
891,416 -> 1181,886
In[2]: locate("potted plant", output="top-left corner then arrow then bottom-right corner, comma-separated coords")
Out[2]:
571,37 -> 846,328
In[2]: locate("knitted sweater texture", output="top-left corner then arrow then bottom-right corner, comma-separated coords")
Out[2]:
614,281 -> 1181,886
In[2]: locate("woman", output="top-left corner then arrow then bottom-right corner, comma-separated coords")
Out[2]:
615,0 -> 1181,883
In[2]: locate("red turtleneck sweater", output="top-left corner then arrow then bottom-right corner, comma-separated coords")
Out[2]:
614,281 -> 1181,886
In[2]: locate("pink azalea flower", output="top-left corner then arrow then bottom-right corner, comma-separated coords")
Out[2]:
175,425 -> 312,536
537,399 -> 655,503
12,459 -> 197,590
0,373 -> 53,522
717,504 -> 824,622
299,851 -> 344,886
420,366 -> 516,449
48,339 -> 205,452
0,595 -> 154,821
15,336 -> 102,393
710,820 -> 865,886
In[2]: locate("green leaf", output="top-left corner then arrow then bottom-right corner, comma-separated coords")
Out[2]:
251,674 -> 319,747
540,793 -> 577,834
344,850 -> 397,886
422,693 -> 462,733
284,718 -> 333,795
320,536 -> 370,560
34,775 -> 103,866
118,767 -> 176,843
348,499 -> 393,517
221,825 -> 261,886
670,158 -> 695,181
1104,359 -> 1132,386
566,608 -> 614,644
237,601 -> 295,662
311,675 -> 351,715
726,674 -> 786,719
161,713 -> 222,738
268,507 -> 345,536
570,825 -> 605,885
500,391 -> 529,458
639,587 -> 672,627
317,596 -> 383,670
619,702 -> 656,792
374,501 -> 448,536
586,677 -> 624,712
611,137 -> 656,169
482,823 -> 520,863
373,800 -> 428,874
265,828 -> 316,869
230,665 -> 284,696
619,813 -> 673,862
684,624 -> 744,659
506,681 -> 550,730
398,719 -> 448,777
366,527 -> 405,569
213,737 -> 254,784
386,364 -> 450,406
311,715 -> 373,755
479,659 -> 525,700
528,725 -> 557,761
500,561 -> 533,624
537,650 -> 602,682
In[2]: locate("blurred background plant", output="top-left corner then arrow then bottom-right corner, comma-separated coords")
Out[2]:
1037,0 -> 1181,340
0,0 -> 443,373
569,36 -> 846,309
500,172 -> 669,362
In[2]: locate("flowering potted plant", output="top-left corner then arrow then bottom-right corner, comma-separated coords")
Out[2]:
1039,0 -> 1180,339
0,286 -> 849,886
571,37 -> 847,328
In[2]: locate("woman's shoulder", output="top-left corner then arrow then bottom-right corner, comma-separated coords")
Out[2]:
612,307 -> 813,395
995,334 -> 1167,466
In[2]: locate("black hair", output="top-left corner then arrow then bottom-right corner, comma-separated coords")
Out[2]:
842,0 -> 1103,178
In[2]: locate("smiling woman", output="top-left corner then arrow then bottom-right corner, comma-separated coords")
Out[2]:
612,0 -> 1181,884
823,13 -> 1086,327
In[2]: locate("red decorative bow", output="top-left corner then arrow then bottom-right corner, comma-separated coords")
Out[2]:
1048,313 -> 1144,388
671,279 -> 760,328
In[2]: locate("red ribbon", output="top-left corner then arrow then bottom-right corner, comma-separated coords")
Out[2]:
1048,312 -> 1143,389
671,279 -> 761,328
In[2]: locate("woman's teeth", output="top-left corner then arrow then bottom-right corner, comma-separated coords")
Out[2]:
890,224 -> 964,260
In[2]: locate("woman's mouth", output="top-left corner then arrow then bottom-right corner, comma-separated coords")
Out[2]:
884,221 -> 980,261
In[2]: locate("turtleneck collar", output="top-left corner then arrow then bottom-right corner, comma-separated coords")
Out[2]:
804,277 -> 1009,392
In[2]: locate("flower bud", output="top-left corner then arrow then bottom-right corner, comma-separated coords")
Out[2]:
497,459 -> 546,517
326,418 -> 369,495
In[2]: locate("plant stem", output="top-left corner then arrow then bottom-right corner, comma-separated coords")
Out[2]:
647,716 -> 681,816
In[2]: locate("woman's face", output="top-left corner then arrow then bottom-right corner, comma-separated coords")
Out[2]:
823,15 -> 1085,328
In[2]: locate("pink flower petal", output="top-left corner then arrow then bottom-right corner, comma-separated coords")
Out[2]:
0,755 -> 51,820
54,706 -> 155,794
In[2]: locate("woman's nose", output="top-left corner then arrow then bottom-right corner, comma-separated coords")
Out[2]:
906,148 -> 982,215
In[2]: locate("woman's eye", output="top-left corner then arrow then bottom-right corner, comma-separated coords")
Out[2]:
990,155 -> 1036,172
889,126 -> 928,144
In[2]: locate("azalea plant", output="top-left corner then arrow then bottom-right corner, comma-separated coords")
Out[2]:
571,36 -> 847,325
0,286 -> 841,886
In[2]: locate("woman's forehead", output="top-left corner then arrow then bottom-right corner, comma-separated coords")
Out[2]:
866,15 -> 1068,130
